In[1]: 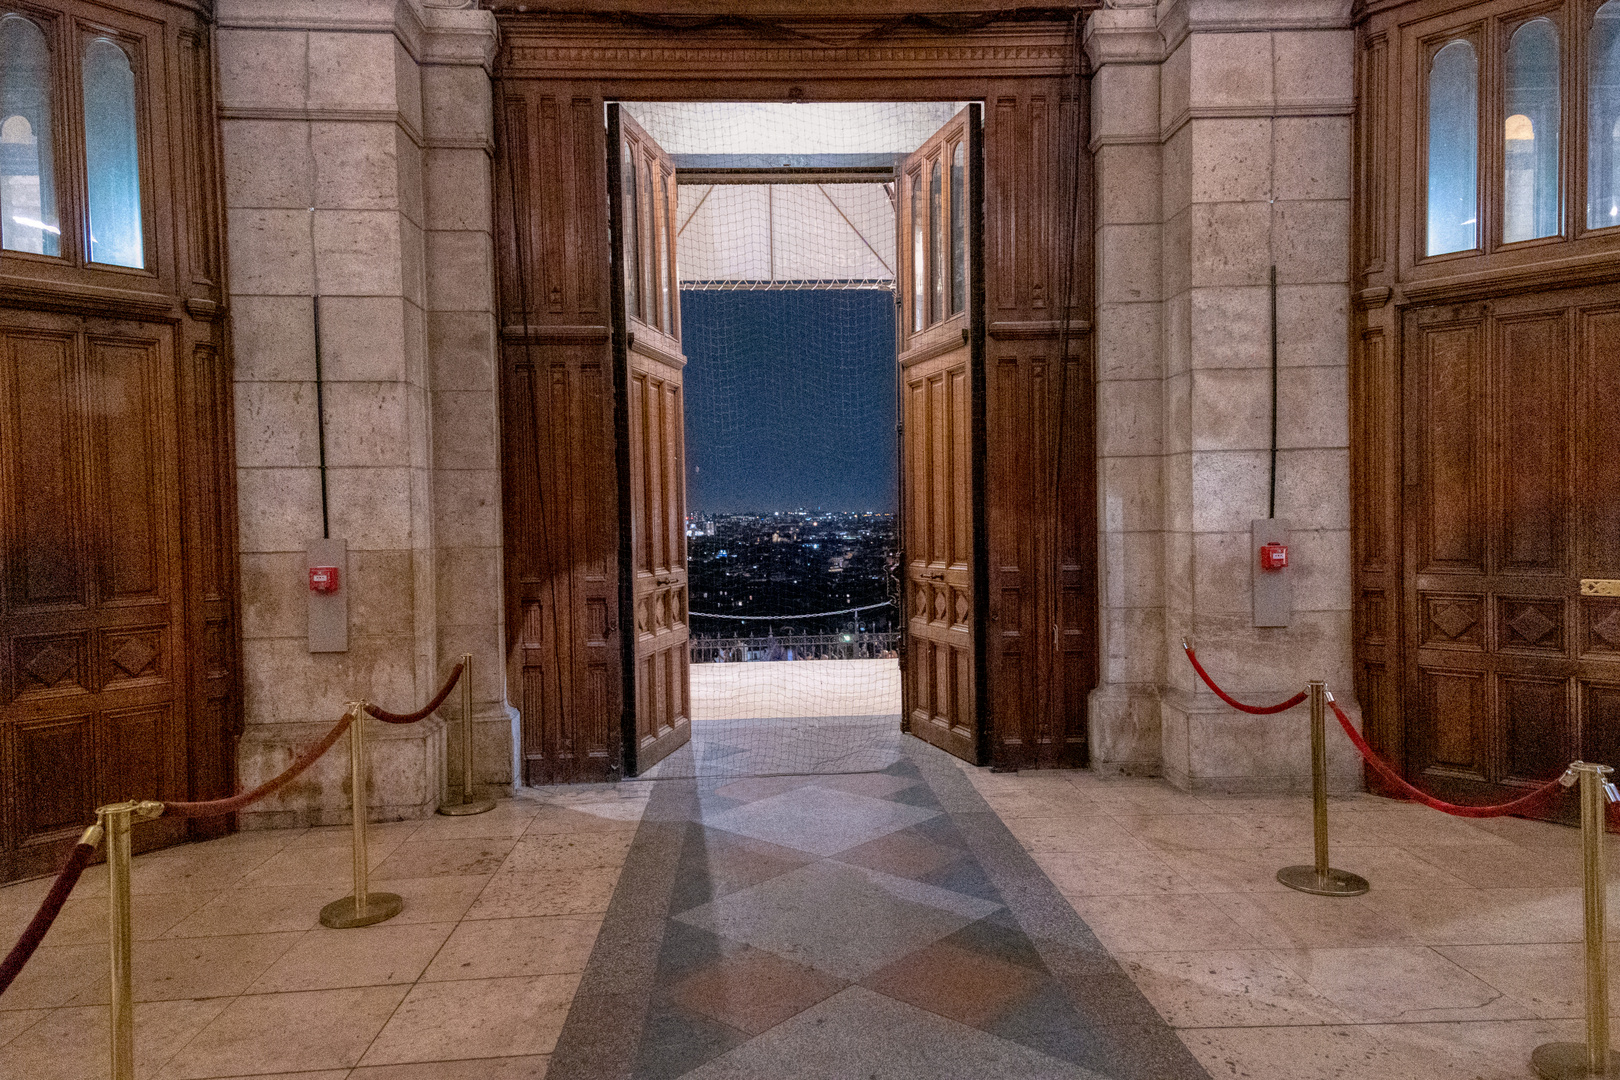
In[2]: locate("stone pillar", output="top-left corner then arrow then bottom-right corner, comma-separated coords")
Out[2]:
219,0 -> 505,826
1087,0 -> 1362,791
418,8 -> 513,802
1087,0 -> 1168,776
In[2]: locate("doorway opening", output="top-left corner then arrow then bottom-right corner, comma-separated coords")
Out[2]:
621,101 -> 970,779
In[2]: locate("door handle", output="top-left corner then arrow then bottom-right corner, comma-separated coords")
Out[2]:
921,571 -> 946,581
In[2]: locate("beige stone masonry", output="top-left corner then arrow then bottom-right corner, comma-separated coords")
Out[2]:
219,0 -> 506,825
1087,0 -> 1360,792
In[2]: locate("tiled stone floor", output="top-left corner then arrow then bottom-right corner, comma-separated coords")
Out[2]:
2,742 -> 1616,1079
0,784 -> 651,1079
963,764 -> 1616,1080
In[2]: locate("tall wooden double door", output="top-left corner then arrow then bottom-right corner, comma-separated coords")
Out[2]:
494,11 -> 1099,781
0,311 -> 235,882
1398,286 -> 1620,804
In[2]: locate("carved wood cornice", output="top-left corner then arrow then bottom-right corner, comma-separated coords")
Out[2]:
495,15 -> 1086,79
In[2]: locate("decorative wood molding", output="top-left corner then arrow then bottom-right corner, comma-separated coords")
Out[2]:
497,16 -> 1084,79
987,318 -> 1092,339
628,333 -> 686,370
1399,254 -> 1620,306
0,277 -> 180,320
501,322 -> 613,342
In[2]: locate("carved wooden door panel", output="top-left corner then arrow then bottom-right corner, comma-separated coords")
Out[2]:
898,105 -> 986,764
1,314 -> 190,879
1402,285 -> 1620,815
608,105 -> 690,775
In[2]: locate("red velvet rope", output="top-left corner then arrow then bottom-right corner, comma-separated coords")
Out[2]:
1183,643 -> 1309,714
161,709 -> 355,819
364,662 -> 464,725
1327,695 -> 1569,819
0,839 -> 99,998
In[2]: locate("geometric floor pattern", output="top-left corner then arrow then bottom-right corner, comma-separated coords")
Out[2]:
550,741 -> 1210,1080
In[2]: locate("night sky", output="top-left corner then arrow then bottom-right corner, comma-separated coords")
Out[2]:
680,290 -> 897,514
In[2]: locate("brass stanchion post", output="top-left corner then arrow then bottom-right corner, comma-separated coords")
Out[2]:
1533,761 -> 1620,1078
439,653 -> 494,816
1277,682 -> 1370,897
97,799 -> 161,1080
320,702 -> 403,928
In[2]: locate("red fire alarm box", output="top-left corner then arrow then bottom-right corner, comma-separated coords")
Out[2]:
309,566 -> 340,593
1258,542 -> 1289,572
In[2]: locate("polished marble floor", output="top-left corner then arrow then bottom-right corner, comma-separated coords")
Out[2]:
2,743 -> 1616,1079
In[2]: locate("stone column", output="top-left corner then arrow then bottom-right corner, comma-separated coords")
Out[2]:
219,0 -> 504,825
1088,0 -> 1362,792
419,8 -> 513,801
1087,0 -> 1169,776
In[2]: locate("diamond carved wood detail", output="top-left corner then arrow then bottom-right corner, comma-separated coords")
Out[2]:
109,636 -> 158,677
1505,605 -> 1557,645
22,642 -> 77,687
1592,608 -> 1620,650
1430,601 -> 1479,640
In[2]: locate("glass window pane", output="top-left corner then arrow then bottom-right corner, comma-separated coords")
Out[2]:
910,171 -> 923,333
1589,1 -> 1620,228
950,142 -> 965,316
643,163 -> 657,322
1,15 -> 59,256
624,144 -> 640,319
1504,18 -> 1560,242
929,160 -> 943,323
83,37 -> 142,268
658,169 -> 672,332
1427,39 -> 1479,255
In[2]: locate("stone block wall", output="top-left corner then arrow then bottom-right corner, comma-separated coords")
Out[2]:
1087,0 -> 1363,791
217,0 -> 506,826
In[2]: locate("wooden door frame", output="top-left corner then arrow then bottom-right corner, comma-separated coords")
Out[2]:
493,7 -> 1099,780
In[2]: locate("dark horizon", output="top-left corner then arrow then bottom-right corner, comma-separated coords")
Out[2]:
680,289 -> 897,516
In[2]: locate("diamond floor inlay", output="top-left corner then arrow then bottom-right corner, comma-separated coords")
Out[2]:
547,742 -> 1210,1080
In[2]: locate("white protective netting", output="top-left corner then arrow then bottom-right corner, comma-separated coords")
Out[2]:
626,102 -> 971,779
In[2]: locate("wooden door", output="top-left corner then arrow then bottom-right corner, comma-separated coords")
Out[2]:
1,313 -> 193,878
608,105 -> 690,776
1401,284 -> 1620,811
898,105 -> 986,764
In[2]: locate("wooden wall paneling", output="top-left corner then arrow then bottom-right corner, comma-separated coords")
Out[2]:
0,1 -> 236,879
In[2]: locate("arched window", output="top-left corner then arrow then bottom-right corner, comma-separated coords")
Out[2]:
910,170 -> 923,332
1589,1 -> 1620,228
1428,39 -> 1479,255
82,36 -> 142,267
928,159 -> 943,322
1504,18 -> 1560,242
1,15 -> 59,256
657,169 -> 672,333
950,142 -> 965,316
642,158 -> 656,322
624,144 -> 640,318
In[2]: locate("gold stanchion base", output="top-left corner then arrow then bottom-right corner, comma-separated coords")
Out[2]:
1531,1041 -> 1620,1078
437,799 -> 496,817
1276,865 -> 1371,897
319,892 -> 403,929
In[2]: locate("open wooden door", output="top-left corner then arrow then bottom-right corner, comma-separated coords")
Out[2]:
607,105 -> 691,776
898,104 -> 987,765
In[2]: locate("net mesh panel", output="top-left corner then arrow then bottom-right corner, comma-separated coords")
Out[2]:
622,102 -> 959,779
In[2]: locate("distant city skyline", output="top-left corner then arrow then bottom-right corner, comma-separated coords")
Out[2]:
680,290 -> 897,514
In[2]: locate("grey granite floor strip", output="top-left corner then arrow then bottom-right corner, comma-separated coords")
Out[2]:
549,747 -> 1209,1080
903,744 -> 1209,1080
547,781 -> 698,1080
